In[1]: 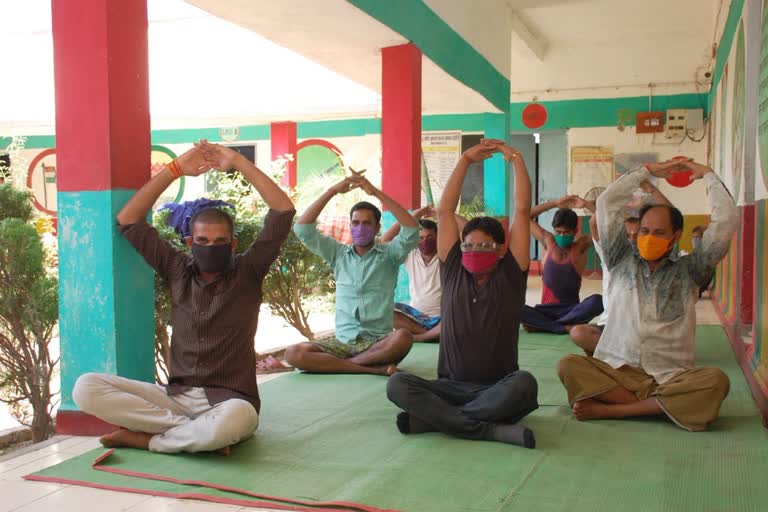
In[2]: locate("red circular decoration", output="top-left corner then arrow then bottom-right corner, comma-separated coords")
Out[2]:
666,170 -> 693,188
665,155 -> 693,188
522,103 -> 547,129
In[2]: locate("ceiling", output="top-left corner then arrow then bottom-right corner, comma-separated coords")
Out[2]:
0,0 -> 724,132
506,0 -> 721,99
184,0 -> 500,116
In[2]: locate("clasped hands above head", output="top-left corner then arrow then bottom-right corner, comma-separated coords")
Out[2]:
645,157 -> 713,183
461,139 -> 525,164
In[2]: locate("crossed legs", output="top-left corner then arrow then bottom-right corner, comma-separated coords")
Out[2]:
72,373 -> 258,453
285,329 -> 413,376
393,312 -> 441,342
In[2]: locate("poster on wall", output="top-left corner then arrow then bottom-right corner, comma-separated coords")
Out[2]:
421,131 -> 461,206
568,146 -> 614,215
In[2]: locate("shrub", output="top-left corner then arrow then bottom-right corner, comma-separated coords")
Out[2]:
0,185 -> 58,442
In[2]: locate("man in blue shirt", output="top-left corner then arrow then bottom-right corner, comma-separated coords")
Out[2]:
287,173 -> 419,376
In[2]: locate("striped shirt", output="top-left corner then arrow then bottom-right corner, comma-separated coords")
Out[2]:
593,167 -> 737,383
119,208 -> 296,412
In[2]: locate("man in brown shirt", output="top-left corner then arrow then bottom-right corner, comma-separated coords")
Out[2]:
72,141 -> 295,453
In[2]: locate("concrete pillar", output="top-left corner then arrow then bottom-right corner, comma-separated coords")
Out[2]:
483,113 -> 510,218
52,0 -> 154,434
271,122 -> 298,188
381,43 -> 422,210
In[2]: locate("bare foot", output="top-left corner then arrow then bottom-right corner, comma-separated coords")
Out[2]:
215,445 -> 232,456
572,399 -> 612,421
99,428 -> 152,450
370,364 -> 398,376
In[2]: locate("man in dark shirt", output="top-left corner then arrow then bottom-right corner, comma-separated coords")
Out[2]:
72,140 -> 295,453
386,140 -> 539,448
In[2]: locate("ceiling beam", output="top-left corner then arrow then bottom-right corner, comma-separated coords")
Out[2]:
509,11 -> 547,61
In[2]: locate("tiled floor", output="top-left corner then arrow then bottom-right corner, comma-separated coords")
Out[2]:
0,280 -> 725,511
0,402 -> 286,512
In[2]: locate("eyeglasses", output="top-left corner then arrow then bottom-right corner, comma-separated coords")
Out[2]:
460,241 -> 498,252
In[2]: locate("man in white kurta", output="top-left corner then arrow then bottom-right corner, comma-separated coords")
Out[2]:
557,158 -> 738,431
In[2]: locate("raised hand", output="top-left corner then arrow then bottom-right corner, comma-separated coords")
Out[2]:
344,167 -> 376,195
570,196 -> 589,209
679,160 -> 714,181
461,141 -> 499,163
414,204 -> 436,219
195,139 -> 241,173
331,176 -> 361,195
176,146 -> 213,177
556,195 -> 579,208
645,158 -> 691,179
497,145 -> 524,164
356,176 -> 378,196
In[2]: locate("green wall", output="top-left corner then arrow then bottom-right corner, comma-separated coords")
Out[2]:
2,93 -> 710,150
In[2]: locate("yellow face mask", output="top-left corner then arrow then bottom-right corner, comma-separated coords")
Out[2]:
636,234 -> 673,261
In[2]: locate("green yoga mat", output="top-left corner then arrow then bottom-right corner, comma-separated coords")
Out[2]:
28,327 -> 768,512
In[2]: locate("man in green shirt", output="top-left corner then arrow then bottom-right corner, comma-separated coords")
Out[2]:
288,173 -> 420,376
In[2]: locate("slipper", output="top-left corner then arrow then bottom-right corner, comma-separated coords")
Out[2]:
256,355 -> 293,374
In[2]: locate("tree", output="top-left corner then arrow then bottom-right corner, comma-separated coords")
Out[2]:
0,185 -> 58,442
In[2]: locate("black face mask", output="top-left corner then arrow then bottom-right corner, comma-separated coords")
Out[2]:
192,243 -> 232,273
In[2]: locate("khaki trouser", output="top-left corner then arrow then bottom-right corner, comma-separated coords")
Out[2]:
556,354 -> 730,432
72,373 -> 258,453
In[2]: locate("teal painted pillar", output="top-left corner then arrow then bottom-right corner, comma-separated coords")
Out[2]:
53,0 -> 155,434
483,112 -> 511,217
381,211 -> 411,304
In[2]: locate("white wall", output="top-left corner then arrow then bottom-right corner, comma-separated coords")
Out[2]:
567,126 -> 711,215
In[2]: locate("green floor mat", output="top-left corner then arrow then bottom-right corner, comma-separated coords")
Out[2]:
28,326 -> 768,511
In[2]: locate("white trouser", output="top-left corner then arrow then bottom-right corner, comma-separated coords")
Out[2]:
72,373 -> 259,453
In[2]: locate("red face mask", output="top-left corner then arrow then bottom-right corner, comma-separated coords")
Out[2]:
461,251 -> 499,274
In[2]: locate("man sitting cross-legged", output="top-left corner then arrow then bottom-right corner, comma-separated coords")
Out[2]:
380,205 -> 467,342
287,172 -> 419,375
386,139 -> 539,448
521,195 -> 603,334
73,141 -> 295,453
569,180 -> 671,354
557,158 -> 738,431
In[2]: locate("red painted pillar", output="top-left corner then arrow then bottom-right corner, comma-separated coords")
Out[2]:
52,0 -> 153,434
52,0 -> 150,191
740,205 -> 755,326
382,43 -> 422,210
271,122 -> 297,188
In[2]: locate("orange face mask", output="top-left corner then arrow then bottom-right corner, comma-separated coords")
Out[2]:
636,234 -> 673,261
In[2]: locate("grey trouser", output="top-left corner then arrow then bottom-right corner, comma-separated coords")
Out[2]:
386,370 -> 538,440
72,373 -> 258,453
